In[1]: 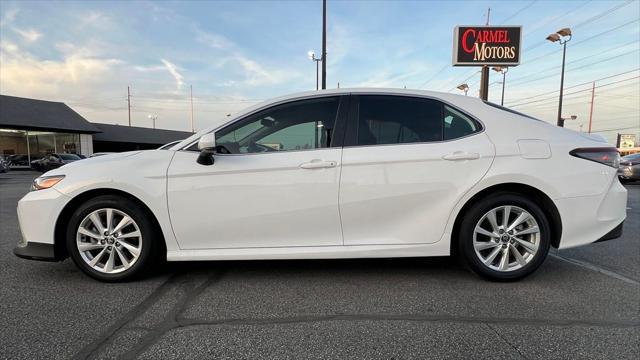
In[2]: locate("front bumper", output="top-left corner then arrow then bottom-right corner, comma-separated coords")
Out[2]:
15,187 -> 70,261
13,242 -> 57,261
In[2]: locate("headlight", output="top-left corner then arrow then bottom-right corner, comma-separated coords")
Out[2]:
31,175 -> 65,191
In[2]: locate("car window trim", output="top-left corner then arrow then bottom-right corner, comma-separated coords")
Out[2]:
179,94 -> 348,152
342,93 -> 485,148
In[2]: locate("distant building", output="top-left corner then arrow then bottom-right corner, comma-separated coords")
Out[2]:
0,95 -> 192,167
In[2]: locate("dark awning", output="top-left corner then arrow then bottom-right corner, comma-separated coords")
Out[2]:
0,95 -> 101,133
91,123 -> 192,145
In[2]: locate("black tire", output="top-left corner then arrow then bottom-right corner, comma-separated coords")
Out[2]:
458,192 -> 551,282
66,195 -> 160,282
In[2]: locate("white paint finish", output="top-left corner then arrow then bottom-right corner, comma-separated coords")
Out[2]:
17,188 -> 70,245
167,149 -> 343,249
517,139 -> 551,159
16,88 -> 628,266
339,133 -> 495,245
167,242 -> 450,261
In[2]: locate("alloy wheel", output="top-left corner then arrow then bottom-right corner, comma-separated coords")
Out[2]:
472,205 -> 540,272
76,208 -> 142,274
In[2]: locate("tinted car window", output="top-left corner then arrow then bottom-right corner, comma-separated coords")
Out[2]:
59,154 -> 80,160
443,105 -> 480,140
357,96 -> 443,145
216,97 -> 339,154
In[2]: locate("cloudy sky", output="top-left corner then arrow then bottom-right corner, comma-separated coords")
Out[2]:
0,0 -> 638,143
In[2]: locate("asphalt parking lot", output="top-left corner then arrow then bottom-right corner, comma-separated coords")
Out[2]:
1,170 -> 638,359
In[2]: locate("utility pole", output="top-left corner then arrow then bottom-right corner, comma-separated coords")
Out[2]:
190,85 -> 195,132
321,0 -> 327,90
479,7 -> 491,100
588,81 -> 595,133
127,86 -> 131,127
556,37 -> 568,127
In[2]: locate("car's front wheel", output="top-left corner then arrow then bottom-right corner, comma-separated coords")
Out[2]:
458,193 -> 551,281
66,195 -> 159,282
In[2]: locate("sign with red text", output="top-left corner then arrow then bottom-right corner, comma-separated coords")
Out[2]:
453,26 -> 522,66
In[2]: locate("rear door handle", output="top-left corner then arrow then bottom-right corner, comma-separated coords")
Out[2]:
299,159 -> 338,169
442,151 -> 480,161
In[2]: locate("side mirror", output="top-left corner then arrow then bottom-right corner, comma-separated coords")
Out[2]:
197,134 -> 216,166
198,133 -> 216,151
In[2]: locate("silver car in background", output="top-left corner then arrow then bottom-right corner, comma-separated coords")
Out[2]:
618,153 -> 640,182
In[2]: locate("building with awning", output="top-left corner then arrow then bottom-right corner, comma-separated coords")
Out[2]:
0,95 -> 192,167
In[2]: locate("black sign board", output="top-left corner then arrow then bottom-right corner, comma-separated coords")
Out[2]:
453,26 -> 522,66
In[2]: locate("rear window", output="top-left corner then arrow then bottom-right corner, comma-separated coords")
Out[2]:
483,101 -> 542,121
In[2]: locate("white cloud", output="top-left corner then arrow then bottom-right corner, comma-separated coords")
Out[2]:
0,41 -> 121,96
160,59 -> 185,91
0,8 -> 19,26
13,27 -> 42,42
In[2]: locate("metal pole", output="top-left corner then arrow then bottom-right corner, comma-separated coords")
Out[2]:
128,86 -> 132,127
588,81 -> 595,133
478,8 -> 491,101
501,71 -> 506,106
479,66 -> 489,100
316,60 -> 319,90
321,0 -> 327,89
557,41 -> 567,127
190,85 -> 195,132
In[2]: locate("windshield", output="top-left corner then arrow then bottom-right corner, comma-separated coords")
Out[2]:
59,154 -> 81,160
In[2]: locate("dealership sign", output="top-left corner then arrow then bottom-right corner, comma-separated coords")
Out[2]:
453,26 -> 522,66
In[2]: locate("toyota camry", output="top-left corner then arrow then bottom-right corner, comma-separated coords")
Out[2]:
14,89 -> 627,282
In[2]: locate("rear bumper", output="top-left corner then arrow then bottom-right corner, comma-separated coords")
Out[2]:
13,242 -> 57,261
555,177 -> 627,249
594,221 -> 624,243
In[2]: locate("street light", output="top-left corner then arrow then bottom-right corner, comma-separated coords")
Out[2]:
308,50 -> 323,91
547,27 -> 572,127
492,66 -> 508,106
457,83 -> 469,96
147,114 -> 158,129
561,115 -> 577,121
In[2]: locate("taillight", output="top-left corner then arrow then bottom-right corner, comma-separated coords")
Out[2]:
570,147 -> 620,168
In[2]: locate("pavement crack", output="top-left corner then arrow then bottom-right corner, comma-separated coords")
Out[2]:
485,323 -> 528,359
71,274 -> 176,360
119,270 -> 224,360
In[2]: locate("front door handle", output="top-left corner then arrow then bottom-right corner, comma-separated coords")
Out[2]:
299,159 -> 338,169
442,151 -> 480,161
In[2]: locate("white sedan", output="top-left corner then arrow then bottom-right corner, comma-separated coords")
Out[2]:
14,89 -> 627,282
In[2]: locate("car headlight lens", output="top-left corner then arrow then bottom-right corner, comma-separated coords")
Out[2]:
31,175 -> 65,191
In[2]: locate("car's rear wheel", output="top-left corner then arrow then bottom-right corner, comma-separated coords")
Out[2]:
66,195 -> 159,282
458,193 -> 551,281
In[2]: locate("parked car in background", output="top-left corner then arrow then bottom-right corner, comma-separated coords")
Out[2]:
0,156 -> 9,173
13,89 -> 627,282
8,154 -> 30,167
32,153 -> 82,172
158,140 -> 183,150
618,153 -> 640,182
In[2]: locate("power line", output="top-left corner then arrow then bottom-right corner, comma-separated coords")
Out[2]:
509,75 -> 640,108
500,0 -> 537,24
521,18 -> 640,66
523,0 -> 635,52
504,68 -> 640,104
508,48 -> 639,87
504,40 -> 639,84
